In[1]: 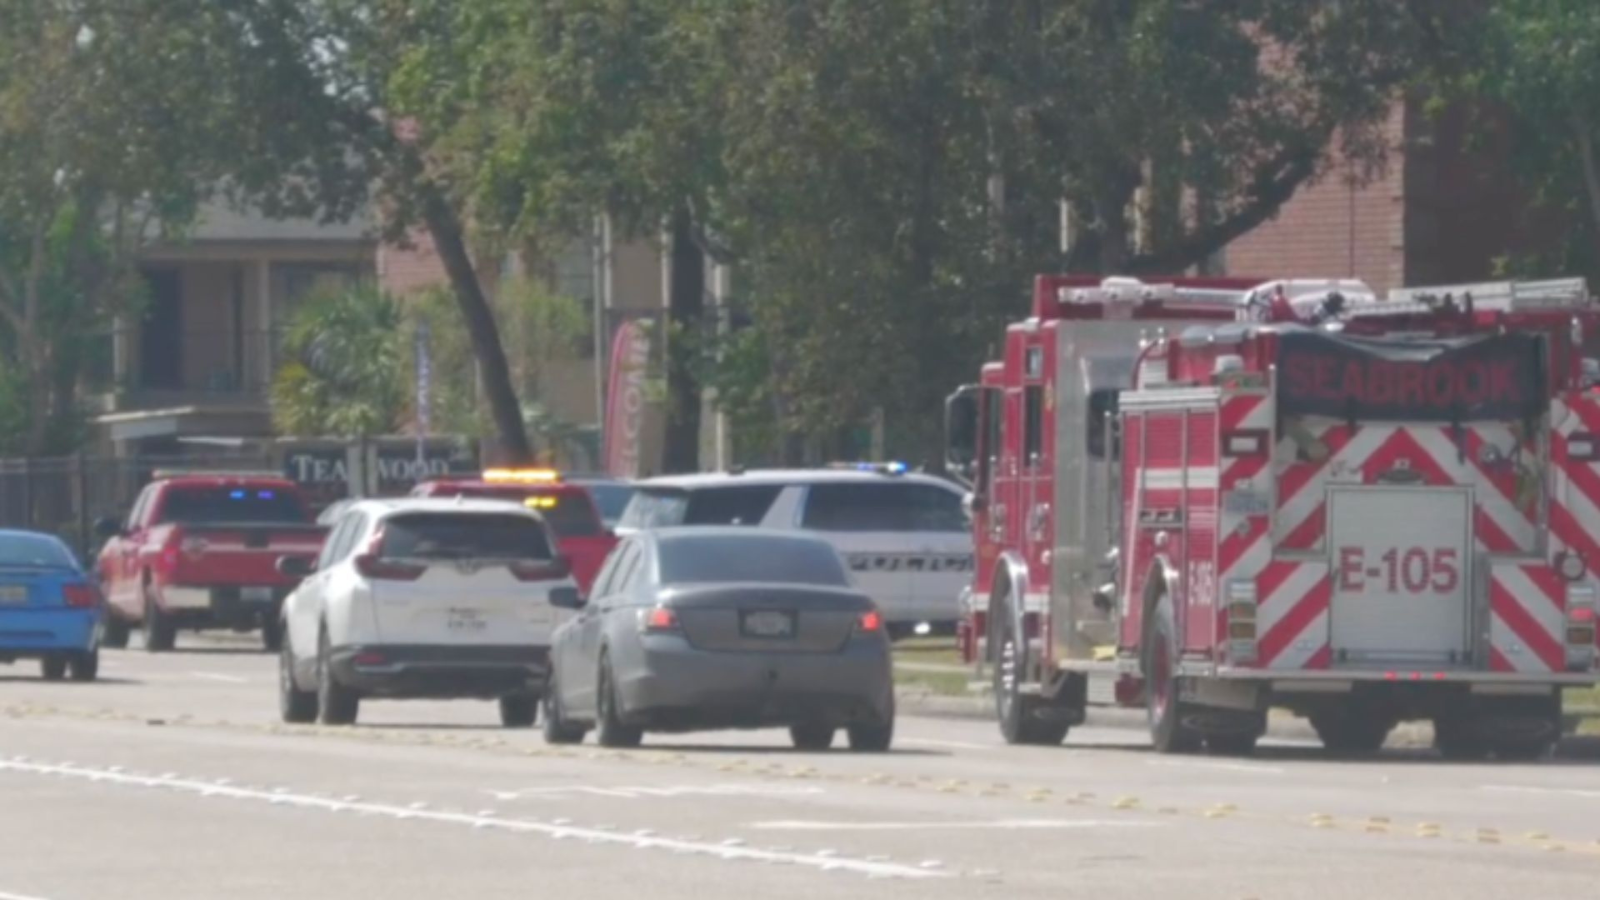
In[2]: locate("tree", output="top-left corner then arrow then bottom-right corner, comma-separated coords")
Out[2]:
0,1 -> 232,453
182,0 -> 534,462
270,283 -> 405,437
1446,0 -> 1600,276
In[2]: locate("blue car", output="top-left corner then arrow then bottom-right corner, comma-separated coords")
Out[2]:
0,529 -> 101,681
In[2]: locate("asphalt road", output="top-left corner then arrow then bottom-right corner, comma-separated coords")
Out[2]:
2,636 -> 1598,900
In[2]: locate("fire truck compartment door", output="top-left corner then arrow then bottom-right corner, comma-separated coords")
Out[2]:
1326,486 -> 1473,666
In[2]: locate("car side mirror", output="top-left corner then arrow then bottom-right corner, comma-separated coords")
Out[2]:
277,556 -> 315,579
93,517 -> 122,539
549,586 -> 585,610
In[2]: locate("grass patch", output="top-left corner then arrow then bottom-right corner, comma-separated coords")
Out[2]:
892,637 -> 963,668
894,665 -> 974,696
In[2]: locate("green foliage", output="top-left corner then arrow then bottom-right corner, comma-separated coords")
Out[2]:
1442,0 -> 1600,279
271,283 -> 406,438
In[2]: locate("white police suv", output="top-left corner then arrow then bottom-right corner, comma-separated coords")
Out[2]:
616,464 -> 973,637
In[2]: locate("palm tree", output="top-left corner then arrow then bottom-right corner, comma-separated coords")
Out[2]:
271,282 -> 405,438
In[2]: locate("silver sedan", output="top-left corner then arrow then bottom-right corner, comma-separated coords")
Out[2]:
543,526 -> 894,751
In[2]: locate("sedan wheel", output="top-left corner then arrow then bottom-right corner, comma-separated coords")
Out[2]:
68,648 -> 99,682
595,655 -> 643,749
542,670 -> 587,745
789,723 -> 835,751
499,693 -> 539,728
40,655 -> 67,681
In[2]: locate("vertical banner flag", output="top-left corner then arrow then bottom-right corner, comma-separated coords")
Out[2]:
415,319 -> 432,465
603,317 -> 652,478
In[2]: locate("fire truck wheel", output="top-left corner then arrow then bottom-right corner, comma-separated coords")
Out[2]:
1309,710 -> 1394,755
1432,716 -> 1490,761
1145,595 -> 1200,754
992,603 -> 1069,746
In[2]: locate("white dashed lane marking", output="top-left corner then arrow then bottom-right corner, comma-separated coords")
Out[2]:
487,784 -> 824,801
0,890 -> 56,900
188,672 -> 250,684
749,819 -> 1164,832
1480,785 -> 1600,800
0,758 -> 943,880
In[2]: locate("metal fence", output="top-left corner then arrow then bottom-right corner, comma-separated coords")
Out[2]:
0,438 -> 481,560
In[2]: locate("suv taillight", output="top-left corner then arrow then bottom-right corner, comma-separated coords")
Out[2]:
353,528 -> 426,581
509,557 -> 572,582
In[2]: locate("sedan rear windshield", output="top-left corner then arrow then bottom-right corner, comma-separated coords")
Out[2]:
658,535 -> 850,587
380,513 -> 553,561
158,486 -> 308,525
0,534 -> 78,570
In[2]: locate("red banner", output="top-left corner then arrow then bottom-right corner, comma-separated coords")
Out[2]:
603,318 -> 652,478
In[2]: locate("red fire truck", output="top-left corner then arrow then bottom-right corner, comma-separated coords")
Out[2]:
944,274 -> 1600,758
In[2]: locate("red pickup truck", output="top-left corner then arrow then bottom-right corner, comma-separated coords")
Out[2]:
94,472 -> 326,652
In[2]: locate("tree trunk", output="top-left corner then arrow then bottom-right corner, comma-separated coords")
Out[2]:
663,206 -> 704,474
417,184 -> 533,465
1573,114 -> 1600,263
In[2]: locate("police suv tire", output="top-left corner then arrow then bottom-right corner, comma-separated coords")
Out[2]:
499,693 -> 539,728
1145,594 -> 1201,754
542,670 -> 587,745
595,653 -> 643,748
790,723 -> 835,751
316,632 -> 360,726
68,648 -> 99,682
993,601 -> 1070,746
40,655 -> 67,681
279,642 -> 318,724
101,611 -> 130,649
142,587 -> 176,653
261,618 -> 284,653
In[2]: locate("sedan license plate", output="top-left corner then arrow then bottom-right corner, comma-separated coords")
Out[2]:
0,585 -> 26,605
447,609 -> 487,633
241,586 -> 274,604
740,610 -> 795,640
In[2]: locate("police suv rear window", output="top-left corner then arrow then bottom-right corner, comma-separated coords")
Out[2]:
628,485 -> 782,527
802,483 -> 966,533
380,513 -> 553,561
159,487 -> 307,525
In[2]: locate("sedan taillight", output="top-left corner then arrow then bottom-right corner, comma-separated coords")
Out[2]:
63,583 -> 100,608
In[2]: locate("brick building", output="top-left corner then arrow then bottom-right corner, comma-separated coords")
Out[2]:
1228,99 -> 1562,295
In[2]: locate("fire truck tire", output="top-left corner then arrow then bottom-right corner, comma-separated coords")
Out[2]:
1145,595 -> 1200,754
1309,710 -> 1394,755
1432,716 -> 1490,761
993,601 -> 1069,746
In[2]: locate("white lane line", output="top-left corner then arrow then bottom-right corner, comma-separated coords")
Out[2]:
0,890 -> 56,900
0,759 -> 941,880
751,819 -> 1161,832
1145,759 -> 1283,775
1481,785 -> 1600,800
188,672 -> 248,684
898,737 -> 990,751
488,784 -> 823,801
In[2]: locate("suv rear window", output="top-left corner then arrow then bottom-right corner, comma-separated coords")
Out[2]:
158,486 -> 308,525
802,482 -> 966,533
625,485 -> 782,528
380,513 -> 553,560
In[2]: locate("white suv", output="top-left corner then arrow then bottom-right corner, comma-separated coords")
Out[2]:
276,498 -> 579,727
616,467 -> 972,637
